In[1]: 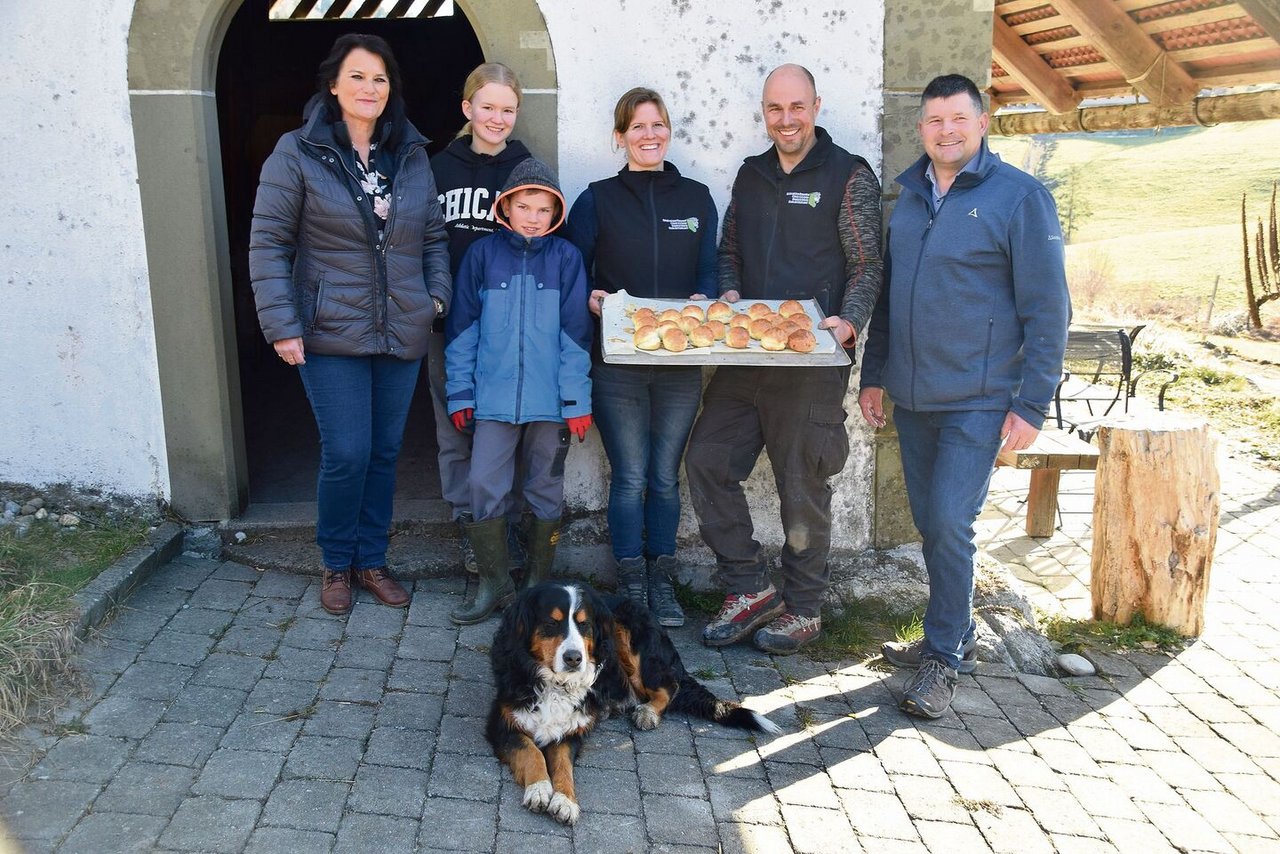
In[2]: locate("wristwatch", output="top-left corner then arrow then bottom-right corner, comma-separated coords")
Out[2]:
432,297 -> 445,317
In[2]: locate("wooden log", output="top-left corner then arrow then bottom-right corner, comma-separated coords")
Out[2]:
989,90 -> 1280,136
1090,413 -> 1219,636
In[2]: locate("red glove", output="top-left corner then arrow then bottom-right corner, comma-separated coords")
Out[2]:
451,408 -> 473,432
566,414 -> 593,442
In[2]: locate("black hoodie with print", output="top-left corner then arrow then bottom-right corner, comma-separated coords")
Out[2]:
431,135 -> 533,274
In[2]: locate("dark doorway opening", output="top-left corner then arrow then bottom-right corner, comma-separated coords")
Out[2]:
217,0 -> 484,506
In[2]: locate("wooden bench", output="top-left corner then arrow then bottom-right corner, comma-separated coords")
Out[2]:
996,429 -> 1100,537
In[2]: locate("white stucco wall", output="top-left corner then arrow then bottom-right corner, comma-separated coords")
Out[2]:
544,0 -> 884,549
0,1 -> 169,498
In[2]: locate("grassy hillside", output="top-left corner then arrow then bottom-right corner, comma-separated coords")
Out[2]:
990,119 -> 1280,322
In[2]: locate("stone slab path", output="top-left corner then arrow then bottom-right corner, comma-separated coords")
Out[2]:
2,444 -> 1279,852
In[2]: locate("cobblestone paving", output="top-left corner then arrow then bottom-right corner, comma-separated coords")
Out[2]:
2,446 -> 1279,852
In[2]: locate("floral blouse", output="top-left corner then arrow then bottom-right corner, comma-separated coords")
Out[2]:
355,144 -> 392,231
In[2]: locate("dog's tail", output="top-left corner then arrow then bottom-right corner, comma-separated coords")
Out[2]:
673,674 -> 782,734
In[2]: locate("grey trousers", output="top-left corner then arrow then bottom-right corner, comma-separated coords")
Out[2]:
685,365 -> 851,616
426,328 -> 472,518
469,420 -> 569,523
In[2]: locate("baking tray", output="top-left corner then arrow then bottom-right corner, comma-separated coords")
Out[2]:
599,290 -> 851,367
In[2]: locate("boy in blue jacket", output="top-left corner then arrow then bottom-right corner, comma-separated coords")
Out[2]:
444,158 -> 593,624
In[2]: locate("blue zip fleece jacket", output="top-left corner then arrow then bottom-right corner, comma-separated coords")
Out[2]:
861,143 -> 1070,428
444,226 -> 592,424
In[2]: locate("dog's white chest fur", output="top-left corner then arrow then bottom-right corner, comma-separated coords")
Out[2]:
513,671 -> 596,747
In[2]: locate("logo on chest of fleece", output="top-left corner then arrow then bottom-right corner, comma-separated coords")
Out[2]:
662,217 -> 700,232
786,191 -> 821,208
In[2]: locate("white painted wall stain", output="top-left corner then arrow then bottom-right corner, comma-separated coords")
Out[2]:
546,0 -> 884,549
0,0 -> 170,498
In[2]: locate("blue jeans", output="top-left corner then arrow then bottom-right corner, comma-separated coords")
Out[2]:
894,406 -> 1005,671
298,353 -> 422,571
592,362 -> 703,562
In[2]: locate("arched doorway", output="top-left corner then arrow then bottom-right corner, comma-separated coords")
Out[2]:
127,0 -> 557,520
217,0 -> 483,505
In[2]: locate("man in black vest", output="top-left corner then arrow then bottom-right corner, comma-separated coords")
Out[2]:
687,64 -> 883,655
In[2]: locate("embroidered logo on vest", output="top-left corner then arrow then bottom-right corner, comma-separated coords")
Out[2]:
662,217 -> 700,232
786,191 -> 821,208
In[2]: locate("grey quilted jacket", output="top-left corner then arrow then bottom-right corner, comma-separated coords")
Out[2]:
249,97 -> 450,361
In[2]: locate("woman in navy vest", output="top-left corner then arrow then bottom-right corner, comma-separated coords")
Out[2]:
565,88 -> 718,627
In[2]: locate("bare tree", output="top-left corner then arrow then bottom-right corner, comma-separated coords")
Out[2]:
1243,182 -> 1280,328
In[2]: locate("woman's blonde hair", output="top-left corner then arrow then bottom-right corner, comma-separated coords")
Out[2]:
612,87 -> 670,136
456,62 -> 523,139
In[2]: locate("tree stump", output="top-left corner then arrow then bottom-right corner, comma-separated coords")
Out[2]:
1090,413 -> 1219,636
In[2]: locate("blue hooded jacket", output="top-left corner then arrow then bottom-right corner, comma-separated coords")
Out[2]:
861,143 -> 1070,428
444,158 -> 592,424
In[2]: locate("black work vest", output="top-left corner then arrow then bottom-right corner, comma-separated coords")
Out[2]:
589,165 -> 715,299
731,128 -> 867,316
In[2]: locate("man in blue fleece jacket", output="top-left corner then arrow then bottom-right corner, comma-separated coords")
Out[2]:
859,75 -> 1070,719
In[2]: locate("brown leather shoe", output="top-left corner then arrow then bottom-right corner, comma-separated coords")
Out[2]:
320,569 -> 352,615
355,567 -> 410,608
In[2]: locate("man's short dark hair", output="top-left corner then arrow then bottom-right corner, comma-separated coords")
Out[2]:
920,74 -> 985,116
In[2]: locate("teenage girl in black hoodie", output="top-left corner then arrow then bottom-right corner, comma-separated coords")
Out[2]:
428,63 -> 533,578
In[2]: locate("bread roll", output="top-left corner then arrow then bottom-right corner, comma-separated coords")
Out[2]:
656,321 -> 680,335
633,324 -> 662,350
748,317 -> 773,340
725,326 -> 750,348
764,312 -> 784,326
681,304 -> 706,322
746,302 -> 772,320
632,307 -> 658,327
658,308 -> 684,324
660,327 -> 688,352
703,320 -> 726,340
687,325 -> 715,348
677,315 -> 700,333
787,329 -> 817,353
777,319 -> 802,337
761,328 -> 789,351
778,299 -> 805,317
789,312 -> 813,329
706,301 -> 734,322
728,314 -> 752,330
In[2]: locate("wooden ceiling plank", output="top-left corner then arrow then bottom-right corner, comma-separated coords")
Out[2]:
990,88 -> 1280,134
993,14 -> 1084,113
996,0 -> 1054,15
1237,0 -> 1280,44
1051,0 -> 1201,105
1171,38 -> 1276,62
1010,15 -> 1071,37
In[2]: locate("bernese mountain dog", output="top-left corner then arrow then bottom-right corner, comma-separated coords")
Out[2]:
486,581 -> 781,825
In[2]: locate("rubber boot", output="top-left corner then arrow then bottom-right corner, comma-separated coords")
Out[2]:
450,518 -> 516,625
520,516 -> 561,590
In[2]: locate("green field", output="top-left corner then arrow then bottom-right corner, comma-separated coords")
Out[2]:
989,119 -> 1280,322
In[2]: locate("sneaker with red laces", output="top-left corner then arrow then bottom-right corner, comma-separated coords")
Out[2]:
753,613 -> 822,655
702,585 -> 785,647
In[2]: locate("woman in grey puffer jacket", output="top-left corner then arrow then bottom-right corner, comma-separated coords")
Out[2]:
250,33 -> 450,616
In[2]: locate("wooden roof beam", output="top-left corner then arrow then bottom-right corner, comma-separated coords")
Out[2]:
993,16 -> 1083,113
990,88 -> 1280,134
1050,0 -> 1201,106
1237,0 -> 1280,45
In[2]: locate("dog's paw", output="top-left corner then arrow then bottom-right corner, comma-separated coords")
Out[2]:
523,780 -> 554,813
547,792 -> 580,825
631,703 -> 661,731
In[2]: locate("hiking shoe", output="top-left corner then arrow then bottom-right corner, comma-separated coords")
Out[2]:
647,555 -> 685,628
616,556 -> 648,612
702,585 -> 785,647
882,635 -> 978,674
900,658 -> 958,719
753,613 -> 821,655
457,513 -> 478,575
